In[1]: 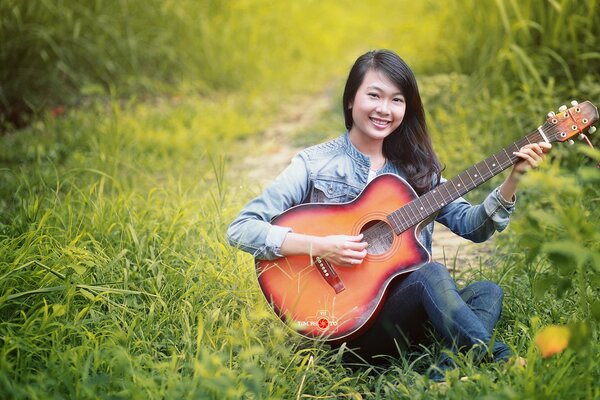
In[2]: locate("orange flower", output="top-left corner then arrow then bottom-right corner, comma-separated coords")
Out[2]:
51,105 -> 66,117
534,325 -> 570,358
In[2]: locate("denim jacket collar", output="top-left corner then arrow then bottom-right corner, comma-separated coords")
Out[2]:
342,132 -> 370,167
342,132 -> 402,178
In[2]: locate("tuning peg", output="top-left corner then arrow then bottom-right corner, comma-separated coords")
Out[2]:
547,111 -> 556,118
589,126 -> 597,134
558,105 -> 568,112
571,100 -> 579,106
567,139 -> 575,145
579,134 -> 586,140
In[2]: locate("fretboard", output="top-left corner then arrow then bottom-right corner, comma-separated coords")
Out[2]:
387,128 -> 545,234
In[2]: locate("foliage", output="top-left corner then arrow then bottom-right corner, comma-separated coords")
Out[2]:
1,0 -> 599,398
500,147 -> 600,332
0,0 -> 446,129
439,0 -> 600,98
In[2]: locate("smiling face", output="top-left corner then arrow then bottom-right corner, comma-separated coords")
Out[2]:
348,68 -> 406,146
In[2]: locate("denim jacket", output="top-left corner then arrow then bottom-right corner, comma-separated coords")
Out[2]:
227,133 -> 515,260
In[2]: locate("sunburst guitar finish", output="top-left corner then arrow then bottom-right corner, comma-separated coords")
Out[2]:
256,174 -> 429,342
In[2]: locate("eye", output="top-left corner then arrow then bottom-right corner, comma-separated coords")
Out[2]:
393,97 -> 405,104
367,92 -> 379,99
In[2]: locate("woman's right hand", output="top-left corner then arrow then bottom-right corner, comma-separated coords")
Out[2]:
315,234 -> 369,267
280,232 -> 369,267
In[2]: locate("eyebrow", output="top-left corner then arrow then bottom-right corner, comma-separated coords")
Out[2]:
366,85 -> 404,96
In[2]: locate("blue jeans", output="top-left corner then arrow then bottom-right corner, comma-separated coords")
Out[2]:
346,262 -> 511,377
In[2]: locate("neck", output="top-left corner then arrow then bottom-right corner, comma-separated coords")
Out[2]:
348,130 -> 384,159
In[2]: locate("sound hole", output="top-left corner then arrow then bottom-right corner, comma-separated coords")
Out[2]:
360,220 -> 394,255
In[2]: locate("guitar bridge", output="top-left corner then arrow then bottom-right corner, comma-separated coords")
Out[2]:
314,257 -> 345,294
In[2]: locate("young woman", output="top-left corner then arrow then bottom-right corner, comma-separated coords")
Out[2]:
227,49 -> 550,380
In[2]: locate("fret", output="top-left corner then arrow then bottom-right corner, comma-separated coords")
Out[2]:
501,148 -> 514,168
501,148 -> 512,167
458,171 -> 475,194
482,158 -> 495,178
445,178 -> 461,199
387,211 -> 401,234
430,187 -> 442,209
523,129 -> 541,143
515,138 -> 529,150
414,200 -> 428,223
456,176 -> 467,195
508,142 -> 522,165
416,197 -> 431,216
423,192 -> 436,213
491,153 -> 501,171
455,172 -> 469,195
472,163 -> 485,183
405,201 -> 419,225
462,167 -> 478,189
420,193 -> 436,216
407,206 -> 420,229
389,207 -> 412,234
411,200 -> 427,220
439,184 -> 454,207
508,142 -> 521,154
480,160 -> 493,180
415,200 -> 428,220
432,185 -> 449,208
392,211 -> 405,233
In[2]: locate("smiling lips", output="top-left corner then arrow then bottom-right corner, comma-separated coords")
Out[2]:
370,117 -> 391,128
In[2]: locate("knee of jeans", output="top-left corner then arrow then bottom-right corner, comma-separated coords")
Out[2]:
415,263 -> 455,292
477,281 -> 504,302
419,262 -> 450,280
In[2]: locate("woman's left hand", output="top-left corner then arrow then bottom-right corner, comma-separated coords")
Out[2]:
499,142 -> 552,201
512,142 -> 552,174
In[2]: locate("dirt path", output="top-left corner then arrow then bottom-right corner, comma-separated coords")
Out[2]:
239,93 -> 330,184
235,92 -> 493,273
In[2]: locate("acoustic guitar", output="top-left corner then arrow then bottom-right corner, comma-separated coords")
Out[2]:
256,101 -> 598,342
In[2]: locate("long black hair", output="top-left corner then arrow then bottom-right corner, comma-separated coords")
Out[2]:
342,49 -> 442,194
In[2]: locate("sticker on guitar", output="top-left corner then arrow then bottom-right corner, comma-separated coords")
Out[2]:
293,310 -> 339,332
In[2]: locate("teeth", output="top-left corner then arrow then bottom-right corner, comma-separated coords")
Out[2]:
371,118 -> 390,126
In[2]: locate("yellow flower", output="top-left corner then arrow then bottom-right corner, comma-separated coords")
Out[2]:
534,325 -> 571,358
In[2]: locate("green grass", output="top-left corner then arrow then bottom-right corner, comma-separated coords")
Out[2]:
1,0 -> 600,398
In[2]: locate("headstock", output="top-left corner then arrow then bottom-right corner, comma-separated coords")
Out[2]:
542,100 -> 598,144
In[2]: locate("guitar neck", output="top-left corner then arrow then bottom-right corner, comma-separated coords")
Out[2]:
387,128 -> 545,234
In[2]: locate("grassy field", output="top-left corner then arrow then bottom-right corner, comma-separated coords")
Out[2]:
1,1 -> 599,398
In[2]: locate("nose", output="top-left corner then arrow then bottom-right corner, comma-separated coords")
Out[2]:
376,100 -> 390,114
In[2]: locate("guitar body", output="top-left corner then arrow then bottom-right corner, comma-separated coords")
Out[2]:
256,174 -> 431,342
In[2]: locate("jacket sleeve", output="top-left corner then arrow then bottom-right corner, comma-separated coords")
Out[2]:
227,154 -> 311,260
435,182 -> 516,243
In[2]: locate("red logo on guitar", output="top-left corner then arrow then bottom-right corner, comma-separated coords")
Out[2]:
317,318 -> 329,329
